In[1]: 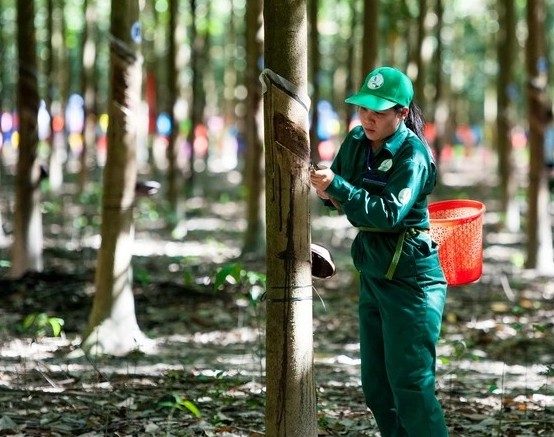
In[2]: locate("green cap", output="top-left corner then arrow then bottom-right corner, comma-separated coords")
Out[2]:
345,66 -> 414,110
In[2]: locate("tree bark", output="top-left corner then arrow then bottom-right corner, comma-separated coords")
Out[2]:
343,1 -> 358,128
242,0 -> 265,257
261,69 -> 316,437
263,1 -> 316,435
45,0 -> 65,194
496,0 -> 519,232
413,0 -> 427,104
308,0 -> 320,162
525,0 -> 553,272
361,0 -> 378,74
10,0 -> 43,278
184,0 -> 207,196
79,0 -> 99,194
166,0 -> 180,212
432,0 -> 446,164
81,0 -> 150,356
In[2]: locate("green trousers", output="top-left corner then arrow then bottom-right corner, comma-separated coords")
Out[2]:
352,227 -> 448,437
354,233 -> 448,437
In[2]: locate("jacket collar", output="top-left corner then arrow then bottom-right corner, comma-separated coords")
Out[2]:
379,122 -> 409,156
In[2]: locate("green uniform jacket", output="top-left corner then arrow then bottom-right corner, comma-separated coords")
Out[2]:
325,122 -> 443,279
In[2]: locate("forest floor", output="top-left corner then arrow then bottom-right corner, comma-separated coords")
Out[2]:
1,148 -> 554,436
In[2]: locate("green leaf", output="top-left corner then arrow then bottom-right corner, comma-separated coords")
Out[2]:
511,306 -> 524,315
156,393 -> 201,418
22,313 -> 65,337
48,318 -> 65,337
214,263 -> 242,290
179,400 -> 201,418
156,393 -> 180,409
23,314 -> 38,330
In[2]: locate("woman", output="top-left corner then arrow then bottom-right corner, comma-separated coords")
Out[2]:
310,66 -> 449,437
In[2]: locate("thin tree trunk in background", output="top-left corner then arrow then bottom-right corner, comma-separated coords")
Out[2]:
45,0 -> 54,169
241,0 -> 265,257
0,0 -> 7,243
223,0 -> 238,122
185,0 -> 206,196
525,0 -> 553,272
0,0 -> 7,110
361,0 -> 378,74
47,0 -> 66,194
308,0 -> 320,162
79,0 -> 99,194
344,0 -> 379,129
166,0 -> 180,212
10,0 -> 43,279
55,0 -> 70,185
497,0 -> 519,232
143,1 -> 160,176
414,0 -> 427,104
82,0 -> 149,356
263,0 -> 316,434
343,1 -> 357,128
432,0 -> 446,164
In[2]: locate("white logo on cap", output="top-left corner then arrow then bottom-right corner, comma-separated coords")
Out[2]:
367,73 -> 384,90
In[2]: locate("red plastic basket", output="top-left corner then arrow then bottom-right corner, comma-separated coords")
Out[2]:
429,199 -> 485,286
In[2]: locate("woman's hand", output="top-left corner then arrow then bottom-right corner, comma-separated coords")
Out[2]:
310,167 -> 341,210
310,167 -> 335,194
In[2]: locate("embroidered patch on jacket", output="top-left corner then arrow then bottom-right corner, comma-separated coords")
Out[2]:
398,188 -> 412,204
378,159 -> 393,172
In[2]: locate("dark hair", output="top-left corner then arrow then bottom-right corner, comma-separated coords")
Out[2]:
394,102 -> 426,143
394,102 -> 434,159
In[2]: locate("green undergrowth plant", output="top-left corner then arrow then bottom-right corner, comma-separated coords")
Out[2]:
213,262 -> 267,378
213,262 -> 266,305
20,312 -> 65,337
156,393 -> 201,418
438,338 -> 478,366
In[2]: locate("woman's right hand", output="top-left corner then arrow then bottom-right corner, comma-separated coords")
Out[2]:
310,167 -> 335,194
310,167 -> 341,209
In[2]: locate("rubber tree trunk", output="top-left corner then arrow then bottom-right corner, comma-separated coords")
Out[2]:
242,0 -> 265,257
496,0 -> 519,232
262,1 -> 316,433
10,0 -> 43,279
81,0 -> 148,356
261,67 -> 316,437
525,0 -> 553,273
262,0 -> 317,430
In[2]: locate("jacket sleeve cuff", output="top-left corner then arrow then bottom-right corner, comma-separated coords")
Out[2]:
325,175 -> 353,203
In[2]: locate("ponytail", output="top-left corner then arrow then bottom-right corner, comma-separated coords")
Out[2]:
405,102 -> 426,142
394,102 -> 433,159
